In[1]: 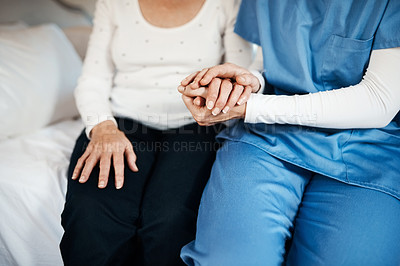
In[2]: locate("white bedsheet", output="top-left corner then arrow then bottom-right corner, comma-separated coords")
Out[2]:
0,118 -> 83,266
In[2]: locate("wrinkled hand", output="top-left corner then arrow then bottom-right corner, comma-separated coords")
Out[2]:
71,120 -> 138,189
181,94 -> 246,126
178,77 -> 247,116
178,63 -> 261,115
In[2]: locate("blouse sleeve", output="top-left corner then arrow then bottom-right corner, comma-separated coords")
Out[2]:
221,0 -> 254,68
245,47 -> 400,129
74,0 -> 117,138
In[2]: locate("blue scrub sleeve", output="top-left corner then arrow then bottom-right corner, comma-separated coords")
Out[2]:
234,0 -> 261,45
373,0 -> 400,50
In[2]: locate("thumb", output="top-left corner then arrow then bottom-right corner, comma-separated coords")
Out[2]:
236,74 -> 260,92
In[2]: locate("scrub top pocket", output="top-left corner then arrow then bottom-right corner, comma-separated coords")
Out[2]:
321,35 -> 373,90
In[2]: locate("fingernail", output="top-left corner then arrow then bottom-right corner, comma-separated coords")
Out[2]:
207,101 -> 214,110
212,108 -> 220,116
79,176 -> 85,182
237,97 -> 245,105
177,86 -> 184,92
99,181 -> 105,188
72,174 -> 77,179
222,106 -> 229,114
116,181 -> 123,189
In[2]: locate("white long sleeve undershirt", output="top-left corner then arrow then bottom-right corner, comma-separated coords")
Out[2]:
245,47 -> 400,129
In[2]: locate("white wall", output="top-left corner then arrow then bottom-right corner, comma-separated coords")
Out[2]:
63,0 -> 96,16
0,0 -> 94,28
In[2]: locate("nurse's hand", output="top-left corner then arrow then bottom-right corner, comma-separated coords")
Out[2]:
178,77 -> 247,116
179,63 -> 261,115
71,120 -> 139,189
181,94 -> 246,126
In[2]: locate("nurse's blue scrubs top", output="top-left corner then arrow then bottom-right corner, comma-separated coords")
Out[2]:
218,0 -> 400,199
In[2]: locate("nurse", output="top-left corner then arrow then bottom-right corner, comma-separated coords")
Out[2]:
178,0 -> 400,265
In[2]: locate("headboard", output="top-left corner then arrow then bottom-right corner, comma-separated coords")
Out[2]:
0,0 -> 95,28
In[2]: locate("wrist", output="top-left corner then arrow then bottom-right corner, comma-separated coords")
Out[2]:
240,103 -> 246,119
231,103 -> 246,120
91,120 -> 119,138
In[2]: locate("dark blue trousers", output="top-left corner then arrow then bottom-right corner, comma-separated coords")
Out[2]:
60,118 -> 222,266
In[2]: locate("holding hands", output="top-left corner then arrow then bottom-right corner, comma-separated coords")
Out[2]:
178,63 -> 261,125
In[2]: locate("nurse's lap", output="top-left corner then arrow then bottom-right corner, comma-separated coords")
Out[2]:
181,140 -> 400,265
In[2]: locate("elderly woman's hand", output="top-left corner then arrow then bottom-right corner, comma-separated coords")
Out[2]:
178,63 -> 261,115
71,120 -> 138,189
180,93 -> 246,126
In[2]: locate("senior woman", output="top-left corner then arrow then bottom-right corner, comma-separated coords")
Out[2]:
179,0 -> 400,265
59,0 -> 253,265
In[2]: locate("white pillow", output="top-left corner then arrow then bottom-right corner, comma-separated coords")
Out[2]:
0,24 -> 82,139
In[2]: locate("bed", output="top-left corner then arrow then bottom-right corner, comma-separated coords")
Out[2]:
0,1 -> 95,265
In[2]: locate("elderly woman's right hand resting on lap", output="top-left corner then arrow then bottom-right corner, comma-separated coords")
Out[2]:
71,120 -> 138,189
